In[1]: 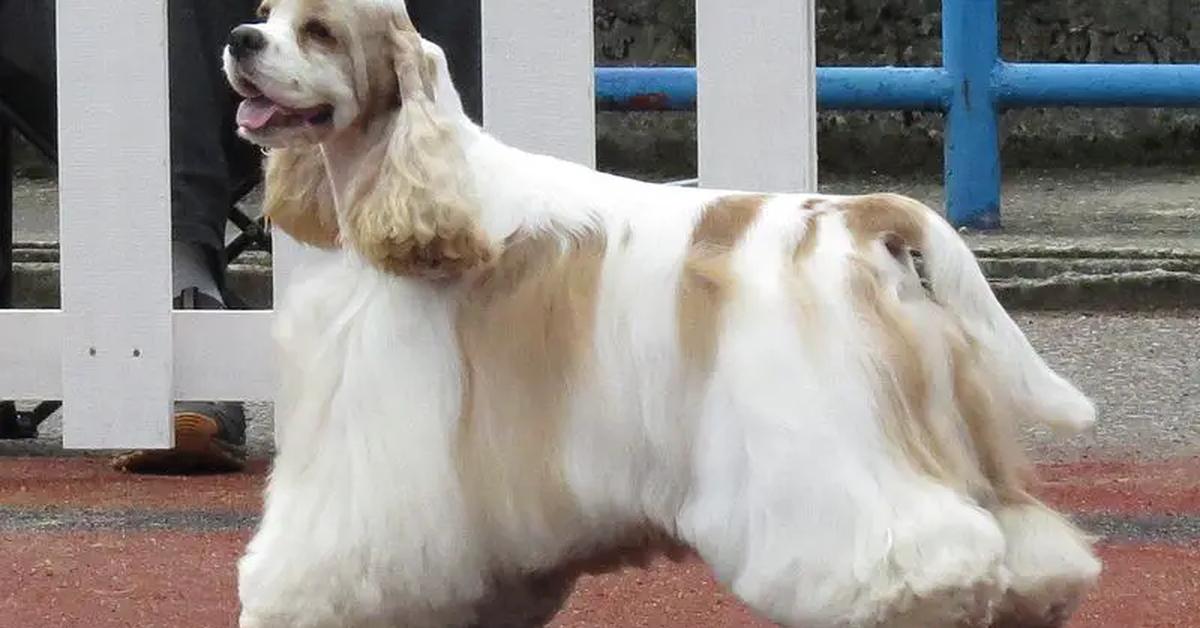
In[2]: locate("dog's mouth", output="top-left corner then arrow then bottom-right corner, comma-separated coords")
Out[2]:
236,95 -> 334,133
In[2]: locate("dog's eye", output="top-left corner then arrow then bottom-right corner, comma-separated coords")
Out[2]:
257,5 -> 270,19
303,20 -> 335,43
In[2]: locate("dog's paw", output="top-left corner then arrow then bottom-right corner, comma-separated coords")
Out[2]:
993,502 -> 1101,628
237,611 -> 271,628
876,491 -> 1009,628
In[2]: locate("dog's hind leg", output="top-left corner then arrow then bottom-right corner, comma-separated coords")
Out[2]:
675,387 -> 1008,625
989,500 -> 1100,628
672,283 -> 1008,627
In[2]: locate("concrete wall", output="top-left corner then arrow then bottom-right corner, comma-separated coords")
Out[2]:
596,0 -> 1200,178
11,1 -> 1200,179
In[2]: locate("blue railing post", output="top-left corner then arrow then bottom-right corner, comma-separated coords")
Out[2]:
942,0 -> 1002,229
593,0 -> 1200,229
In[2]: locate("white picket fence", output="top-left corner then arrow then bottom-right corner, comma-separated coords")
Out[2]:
0,0 -> 817,449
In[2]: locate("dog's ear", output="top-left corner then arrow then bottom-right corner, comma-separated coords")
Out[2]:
263,145 -> 340,249
342,15 -> 494,279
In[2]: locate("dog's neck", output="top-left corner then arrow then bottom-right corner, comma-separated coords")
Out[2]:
317,117 -> 394,220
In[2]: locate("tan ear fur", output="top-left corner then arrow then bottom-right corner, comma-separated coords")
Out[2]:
263,145 -> 340,249
342,18 -> 494,279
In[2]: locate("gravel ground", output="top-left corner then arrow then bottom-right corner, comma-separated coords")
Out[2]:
2,311 -> 1196,464
1016,311 -> 1200,462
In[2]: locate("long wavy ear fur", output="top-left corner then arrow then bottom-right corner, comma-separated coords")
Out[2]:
263,145 -> 340,249
342,15 -> 494,279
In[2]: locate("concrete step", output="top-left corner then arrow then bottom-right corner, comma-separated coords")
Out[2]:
9,166 -> 1200,309
8,244 -> 273,309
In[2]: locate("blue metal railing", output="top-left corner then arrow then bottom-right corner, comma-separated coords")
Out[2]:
593,0 -> 1200,229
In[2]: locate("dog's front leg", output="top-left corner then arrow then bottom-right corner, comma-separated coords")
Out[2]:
238,270 -> 490,627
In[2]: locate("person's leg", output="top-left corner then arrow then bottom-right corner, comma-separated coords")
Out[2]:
167,0 -> 260,295
0,1 -> 57,142
407,0 -> 483,123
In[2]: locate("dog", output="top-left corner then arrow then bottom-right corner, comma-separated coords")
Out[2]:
224,1 -> 1101,626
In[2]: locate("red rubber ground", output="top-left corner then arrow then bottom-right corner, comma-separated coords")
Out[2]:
1,457 -> 1197,627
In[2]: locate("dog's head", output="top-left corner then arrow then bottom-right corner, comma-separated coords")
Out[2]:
222,0 -> 490,277
223,0 -> 444,149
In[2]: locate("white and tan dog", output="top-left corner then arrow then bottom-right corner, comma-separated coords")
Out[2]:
224,1 -> 1101,626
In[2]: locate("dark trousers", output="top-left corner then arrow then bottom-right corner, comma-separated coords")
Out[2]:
0,0 -> 482,282
410,0 -> 483,124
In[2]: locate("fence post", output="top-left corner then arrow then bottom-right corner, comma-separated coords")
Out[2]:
943,0 -> 1002,229
481,0 -> 596,166
57,0 -> 174,448
696,0 -> 818,192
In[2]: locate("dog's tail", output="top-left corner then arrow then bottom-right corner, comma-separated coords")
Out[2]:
852,194 -> 1097,435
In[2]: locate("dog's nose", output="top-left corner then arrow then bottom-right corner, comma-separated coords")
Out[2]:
228,25 -> 267,60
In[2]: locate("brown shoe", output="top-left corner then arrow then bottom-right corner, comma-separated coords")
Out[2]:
111,406 -> 247,474
111,288 -> 248,474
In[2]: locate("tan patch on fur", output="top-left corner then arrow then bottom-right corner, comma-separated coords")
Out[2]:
296,0 -> 329,14
456,225 -> 608,543
948,330 -> 1037,505
263,146 -> 340,248
785,211 -> 826,322
340,17 -> 494,280
690,194 -> 765,249
847,259 -> 964,483
346,177 -> 496,280
677,195 -> 766,373
293,1 -> 338,53
838,193 -> 976,484
840,193 -> 929,254
839,191 -> 1041,505
290,0 -> 328,20
848,250 -> 1035,503
792,210 -> 823,262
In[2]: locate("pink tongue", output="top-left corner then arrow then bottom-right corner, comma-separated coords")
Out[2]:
236,97 -> 281,130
